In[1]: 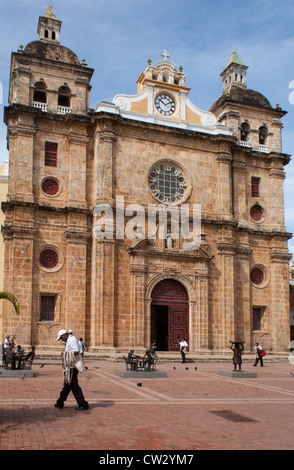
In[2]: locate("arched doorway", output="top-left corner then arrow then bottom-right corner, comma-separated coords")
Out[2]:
151,279 -> 189,351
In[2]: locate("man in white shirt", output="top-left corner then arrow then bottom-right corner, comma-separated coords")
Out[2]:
54,329 -> 89,410
179,339 -> 188,363
253,342 -> 264,367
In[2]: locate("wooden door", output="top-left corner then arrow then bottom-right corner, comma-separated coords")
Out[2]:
151,280 -> 189,351
168,305 -> 189,351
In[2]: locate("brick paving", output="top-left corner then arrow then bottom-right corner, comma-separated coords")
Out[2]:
0,359 -> 293,450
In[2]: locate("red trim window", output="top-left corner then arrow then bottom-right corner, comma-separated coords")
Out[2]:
251,177 -> 260,197
45,142 -> 58,167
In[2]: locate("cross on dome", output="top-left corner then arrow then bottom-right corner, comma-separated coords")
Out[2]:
161,50 -> 170,61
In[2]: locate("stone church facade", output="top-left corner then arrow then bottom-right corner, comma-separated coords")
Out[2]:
1,7 -> 292,355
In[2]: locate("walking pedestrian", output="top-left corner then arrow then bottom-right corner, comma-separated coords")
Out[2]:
253,342 -> 264,367
79,338 -> 85,357
54,329 -> 89,410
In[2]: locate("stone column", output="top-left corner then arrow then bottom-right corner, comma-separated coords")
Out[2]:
216,238 -> 237,352
235,242 -> 253,349
195,274 -> 209,352
232,160 -> 247,227
64,229 -> 89,335
270,249 -> 292,352
269,166 -> 286,230
90,236 -> 116,349
1,222 -> 37,347
68,128 -> 88,209
129,260 -> 147,348
93,126 -> 116,206
217,145 -> 233,221
8,118 -> 35,203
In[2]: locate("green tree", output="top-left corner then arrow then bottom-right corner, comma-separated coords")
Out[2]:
0,292 -> 20,315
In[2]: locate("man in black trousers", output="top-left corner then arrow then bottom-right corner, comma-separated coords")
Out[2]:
54,329 -> 89,410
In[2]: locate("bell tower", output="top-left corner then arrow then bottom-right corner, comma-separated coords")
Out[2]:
221,51 -> 248,93
37,6 -> 62,44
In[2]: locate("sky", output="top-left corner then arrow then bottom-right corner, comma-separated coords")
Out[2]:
0,0 -> 294,254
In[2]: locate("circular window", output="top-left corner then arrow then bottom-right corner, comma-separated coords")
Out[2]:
250,265 -> 270,288
39,249 -> 59,269
38,245 -> 64,273
148,161 -> 190,204
250,205 -> 263,222
250,267 -> 264,285
41,178 -> 59,196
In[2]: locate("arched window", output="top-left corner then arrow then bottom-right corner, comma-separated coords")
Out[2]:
259,126 -> 268,145
58,86 -> 71,108
52,31 -> 56,40
45,30 -> 49,39
240,122 -> 250,141
33,81 -> 47,103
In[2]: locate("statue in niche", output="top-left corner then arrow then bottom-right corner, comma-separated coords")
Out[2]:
165,231 -> 173,249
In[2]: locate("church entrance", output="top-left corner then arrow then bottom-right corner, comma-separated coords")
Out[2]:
151,279 -> 189,351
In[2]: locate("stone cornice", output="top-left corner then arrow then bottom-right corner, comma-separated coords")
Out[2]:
1,224 -> 38,240
1,200 -> 89,215
64,230 -> 90,243
91,110 -> 237,144
270,250 -> 293,263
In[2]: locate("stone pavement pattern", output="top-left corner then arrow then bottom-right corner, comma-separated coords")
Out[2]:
0,360 -> 294,450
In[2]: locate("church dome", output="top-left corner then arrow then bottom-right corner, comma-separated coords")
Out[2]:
209,84 -> 272,113
228,84 -> 272,108
24,40 -> 80,66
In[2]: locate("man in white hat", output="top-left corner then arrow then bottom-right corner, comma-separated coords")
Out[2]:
54,329 -> 89,410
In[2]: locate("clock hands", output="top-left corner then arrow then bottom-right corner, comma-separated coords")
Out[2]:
158,98 -> 171,111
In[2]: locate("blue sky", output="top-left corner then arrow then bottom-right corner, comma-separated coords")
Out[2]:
0,0 -> 294,254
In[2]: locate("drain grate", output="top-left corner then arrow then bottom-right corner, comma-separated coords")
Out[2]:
210,410 -> 257,423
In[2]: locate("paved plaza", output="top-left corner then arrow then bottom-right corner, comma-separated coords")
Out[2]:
0,359 -> 293,450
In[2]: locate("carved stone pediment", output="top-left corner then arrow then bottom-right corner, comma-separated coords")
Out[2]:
127,235 -> 212,261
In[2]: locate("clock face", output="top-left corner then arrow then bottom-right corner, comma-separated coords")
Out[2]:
155,93 -> 176,116
148,162 -> 188,204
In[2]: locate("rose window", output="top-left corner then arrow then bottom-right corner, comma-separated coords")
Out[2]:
39,249 -> 59,269
149,163 -> 188,204
250,267 -> 264,285
42,178 -> 59,196
250,205 -> 263,222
